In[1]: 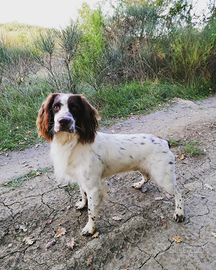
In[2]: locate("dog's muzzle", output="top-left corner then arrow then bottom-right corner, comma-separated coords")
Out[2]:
57,117 -> 75,133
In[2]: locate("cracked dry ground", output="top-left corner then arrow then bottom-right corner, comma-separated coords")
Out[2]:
1,97 -> 216,270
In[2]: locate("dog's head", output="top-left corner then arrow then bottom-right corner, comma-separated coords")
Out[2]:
36,93 -> 98,144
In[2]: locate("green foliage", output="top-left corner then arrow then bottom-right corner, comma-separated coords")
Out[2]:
75,3 -> 106,89
34,29 -> 56,57
169,27 -> 214,88
6,168 -> 52,188
183,141 -> 205,157
85,80 -> 199,118
0,78 -> 53,150
0,3 -> 216,151
57,23 -> 82,93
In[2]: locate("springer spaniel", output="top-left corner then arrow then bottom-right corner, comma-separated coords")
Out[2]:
37,93 -> 184,235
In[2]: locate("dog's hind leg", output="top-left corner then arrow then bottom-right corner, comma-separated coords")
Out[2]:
153,164 -> 184,222
173,190 -> 184,222
132,172 -> 149,189
162,179 -> 184,222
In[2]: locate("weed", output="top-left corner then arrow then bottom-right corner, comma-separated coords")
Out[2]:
64,183 -> 79,194
86,81 -> 206,119
0,78 -> 53,151
168,139 -> 205,157
183,141 -> 205,157
168,139 -> 181,147
5,168 -> 52,188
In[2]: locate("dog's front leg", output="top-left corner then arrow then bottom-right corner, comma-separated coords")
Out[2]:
82,187 -> 101,235
76,187 -> 87,209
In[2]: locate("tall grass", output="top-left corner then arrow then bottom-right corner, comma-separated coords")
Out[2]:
0,78 -> 54,150
0,2 -> 215,150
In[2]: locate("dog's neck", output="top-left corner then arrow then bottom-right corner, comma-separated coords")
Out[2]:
53,131 -> 78,147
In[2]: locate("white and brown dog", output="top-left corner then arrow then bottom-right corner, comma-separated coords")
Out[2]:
37,93 -> 184,235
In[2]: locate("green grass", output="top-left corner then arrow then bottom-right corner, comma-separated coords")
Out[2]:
168,139 -> 205,157
183,141 -> 205,157
63,182 -> 79,194
0,78 -> 54,151
0,77 -> 211,151
86,80 -> 208,119
5,168 -> 52,188
168,139 -> 181,147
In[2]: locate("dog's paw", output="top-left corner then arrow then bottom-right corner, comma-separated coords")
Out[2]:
173,209 -> 184,222
81,222 -> 95,235
75,200 -> 86,210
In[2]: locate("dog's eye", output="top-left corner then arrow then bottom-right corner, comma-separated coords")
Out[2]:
53,105 -> 60,112
71,106 -> 79,114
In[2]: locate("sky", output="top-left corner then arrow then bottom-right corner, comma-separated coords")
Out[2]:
0,0 -> 101,29
0,0 -> 210,29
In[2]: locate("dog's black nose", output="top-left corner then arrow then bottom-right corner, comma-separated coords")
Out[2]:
59,117 -> 72,127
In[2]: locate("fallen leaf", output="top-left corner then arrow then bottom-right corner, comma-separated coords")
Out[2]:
19,141 -> 25,145
23,237 -> 34,245
92,232 -> 99,238
45,220 -> 52,225
204,184 -> 214,190
66,238 -> 77,249
155,196 -> 164,201
45,240 -> 56,249
86,254 -> 93,266
179,154 -> 184,160
112,216 -> 122,221
123,263 -> 130,269
20,225 -> 27,232
54,227 -> 66,238
165,194 -> 172,200
212,232 -> 216,238
172,235 -> 182,243
141,186 -> 148,193
162,221 -> 167,229
26,130 -> 31,134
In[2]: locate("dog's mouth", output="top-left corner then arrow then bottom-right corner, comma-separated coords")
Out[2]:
55,117 -> 75,133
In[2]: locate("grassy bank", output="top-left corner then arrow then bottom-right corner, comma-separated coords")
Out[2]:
0,1 -> 215,151
0,78 -> 211,151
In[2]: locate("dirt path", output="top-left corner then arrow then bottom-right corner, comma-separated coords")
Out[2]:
1,96 -> 216,269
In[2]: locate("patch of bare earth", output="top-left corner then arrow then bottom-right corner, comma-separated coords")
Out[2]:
0,97 -> 216,269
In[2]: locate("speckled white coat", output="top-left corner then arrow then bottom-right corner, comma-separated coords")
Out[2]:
50,131 -> 184,235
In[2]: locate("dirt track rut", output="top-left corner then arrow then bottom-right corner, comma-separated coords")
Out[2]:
0,97 -> 216,269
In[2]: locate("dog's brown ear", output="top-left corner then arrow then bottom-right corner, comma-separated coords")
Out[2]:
73,95 -> 99,144
36,94 -> 58,142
